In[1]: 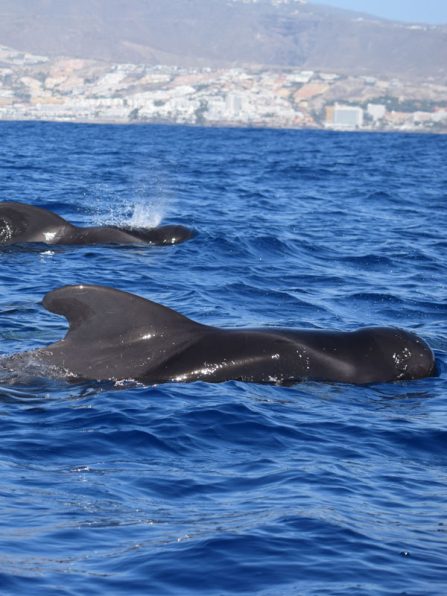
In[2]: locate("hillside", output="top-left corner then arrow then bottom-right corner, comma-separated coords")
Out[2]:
0,0 -> 445,80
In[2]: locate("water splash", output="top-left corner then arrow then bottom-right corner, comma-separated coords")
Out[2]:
126,200 -> 166,229
88,196 -> 167,230
88,179 -> 171,229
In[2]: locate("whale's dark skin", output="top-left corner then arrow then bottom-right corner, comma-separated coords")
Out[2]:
0,202 -> 194,246
2,285 -> 436,385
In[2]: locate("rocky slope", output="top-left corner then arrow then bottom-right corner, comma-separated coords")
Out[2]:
0,0 -> 445,80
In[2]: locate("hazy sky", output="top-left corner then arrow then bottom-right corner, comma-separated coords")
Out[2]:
312,0 -> 447,24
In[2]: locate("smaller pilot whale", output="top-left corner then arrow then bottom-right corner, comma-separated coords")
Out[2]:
1,285 -> 436,386
0,202 -> 194,246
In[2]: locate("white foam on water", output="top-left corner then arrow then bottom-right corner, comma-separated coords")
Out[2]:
0,351 -> 70,385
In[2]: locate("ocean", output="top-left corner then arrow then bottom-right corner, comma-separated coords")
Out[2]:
0,121 -> 446,594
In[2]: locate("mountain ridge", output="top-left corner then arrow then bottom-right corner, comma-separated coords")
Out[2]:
0,0 -> 445,80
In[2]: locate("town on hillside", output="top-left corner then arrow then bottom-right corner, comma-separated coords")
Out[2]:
0,45 -> 446,132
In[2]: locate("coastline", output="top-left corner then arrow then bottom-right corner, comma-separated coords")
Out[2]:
1,116 -> 446,135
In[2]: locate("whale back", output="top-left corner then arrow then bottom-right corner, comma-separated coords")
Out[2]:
115,224 -> 196,245
0,202 -> 72,244
8,282 -> 434,385
0,201 -> 195,246
60,224 -> 196,245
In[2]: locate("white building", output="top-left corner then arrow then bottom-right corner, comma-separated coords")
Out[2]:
286,70 -> 314,84
225,93 -> 245,118
367,103 -> 386,121
330,104 -> 364,129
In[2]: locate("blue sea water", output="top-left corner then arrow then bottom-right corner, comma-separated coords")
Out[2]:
0,121 -> 446,595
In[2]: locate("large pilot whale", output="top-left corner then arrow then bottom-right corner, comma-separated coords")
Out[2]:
1,285 -> 436,385
0,202 -> 194,246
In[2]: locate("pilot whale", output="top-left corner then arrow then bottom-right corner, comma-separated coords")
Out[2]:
1,285 -> 436,385
0,202 -> 194,246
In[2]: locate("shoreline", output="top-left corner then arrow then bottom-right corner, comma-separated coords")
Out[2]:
1,116 -> 446,135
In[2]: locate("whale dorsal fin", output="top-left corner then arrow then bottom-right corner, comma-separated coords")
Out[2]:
42,285 -> 206,347
0,202 -> 72,244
